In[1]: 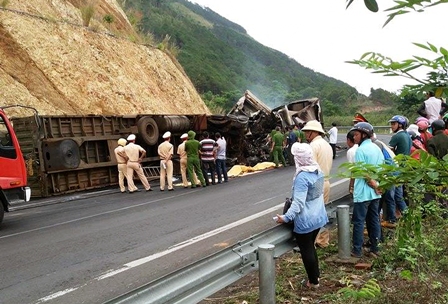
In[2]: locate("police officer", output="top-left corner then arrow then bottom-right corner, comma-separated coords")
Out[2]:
124,134 -> 152,193
114,138 -> 128,193
158,131 -> 174,191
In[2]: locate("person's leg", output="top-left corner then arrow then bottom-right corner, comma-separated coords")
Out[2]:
135,164 -> 150,190
201,161 -> 210,185
365,199 -> 381,254
222,160 -> 228,182
323,179 -> 330,204
166,160 -> 173,190
125,164 -> 137,192
118,164 -> 126,192
187,158 -> 196,188
193,158 -> 206,186
294,228 -> 321,285
215,159 -> 222,183
384,187 -> 397,222
273,148 -> 279,167
160,161 -> 166,190
394,185 -> 408,215
279,147 -> 287,167
352,201 -> 368,256
210,161 -> 216,185
330,143 -> 336,159
180,158 -> 188,187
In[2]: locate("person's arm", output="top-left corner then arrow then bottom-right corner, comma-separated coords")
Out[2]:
417,102 -> 427,117
276,176 -> 307,223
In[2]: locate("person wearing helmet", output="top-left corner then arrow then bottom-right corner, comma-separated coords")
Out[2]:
114,138 -> 128,193
301,120 -> 333,205
407,130 -> 427,160
389,115 -> 412,155
386,115 -> 411,224
417,91 -> 448,124
350,122 -> 384,258
416,118 -> 432,149
427,120 -> 448,159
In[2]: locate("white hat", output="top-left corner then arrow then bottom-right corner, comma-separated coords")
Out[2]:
301,120 -> 325,134
162,131 -> 171,139
180,133 -> 188,139
127,134 -> 136,141
117,138 -> 127,146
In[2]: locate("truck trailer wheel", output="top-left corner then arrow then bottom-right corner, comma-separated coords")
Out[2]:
137,116 -> 159,145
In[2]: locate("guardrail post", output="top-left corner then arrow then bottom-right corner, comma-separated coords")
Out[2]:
258,244 -> 276,304
337,205 -> 351,259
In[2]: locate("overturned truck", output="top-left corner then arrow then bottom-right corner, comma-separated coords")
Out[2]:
10,91 -> 321,197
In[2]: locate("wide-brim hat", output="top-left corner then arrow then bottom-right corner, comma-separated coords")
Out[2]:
301,120 -> 325,134
180,133 -> 188,139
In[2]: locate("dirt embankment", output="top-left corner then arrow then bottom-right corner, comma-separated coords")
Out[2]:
0,0 -> 210,117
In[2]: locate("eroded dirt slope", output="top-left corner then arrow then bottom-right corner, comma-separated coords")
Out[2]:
0,0 -> 210,117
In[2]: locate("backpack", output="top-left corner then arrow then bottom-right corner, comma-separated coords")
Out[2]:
376,140 -> 396,165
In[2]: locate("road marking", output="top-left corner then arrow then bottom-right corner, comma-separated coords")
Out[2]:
36,179 -> 349,302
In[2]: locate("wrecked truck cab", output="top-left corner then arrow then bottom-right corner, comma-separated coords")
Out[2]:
271,97 -> 323,129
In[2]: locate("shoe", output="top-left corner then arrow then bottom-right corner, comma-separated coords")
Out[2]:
364,250 -> 380,258
351,251 -> 362,258
382,220 -> 397,228
129,189 -> 141,194
160,189 -> 164,191
183,186 -> 188,189
121,191 -> 126,194
224,180 -> 228,182
168,188 -> 174,191
301,279 -> 319,289
146,188 -> 153,192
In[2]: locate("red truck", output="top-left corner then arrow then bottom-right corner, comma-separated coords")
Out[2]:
0,107 -> 31,225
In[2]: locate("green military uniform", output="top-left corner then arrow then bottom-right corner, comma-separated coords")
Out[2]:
272,131 -> 287,167
294,129 -> 307,143
185,130 -> 206,187
427,132 -> 448,159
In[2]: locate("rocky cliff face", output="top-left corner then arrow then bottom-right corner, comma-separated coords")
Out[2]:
0,0 -> 210,117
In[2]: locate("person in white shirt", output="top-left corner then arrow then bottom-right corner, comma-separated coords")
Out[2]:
328,122 -> 338,159
417,91 -> 448,124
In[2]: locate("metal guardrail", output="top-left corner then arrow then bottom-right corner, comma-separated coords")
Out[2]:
337,125 -> 391,135
105,195 -> 351,304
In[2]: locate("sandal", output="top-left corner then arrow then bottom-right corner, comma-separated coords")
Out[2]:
301,279 -> 319,289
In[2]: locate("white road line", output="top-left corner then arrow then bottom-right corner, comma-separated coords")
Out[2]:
36,179 -> 349,302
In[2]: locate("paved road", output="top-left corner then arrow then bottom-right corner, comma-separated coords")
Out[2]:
0,149 -> 360,304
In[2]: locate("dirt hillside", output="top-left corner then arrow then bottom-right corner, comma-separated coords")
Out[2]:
0,0 -> 210,117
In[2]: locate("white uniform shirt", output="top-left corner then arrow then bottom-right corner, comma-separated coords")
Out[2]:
424,96 -> 442,123
328,127 -> 338,144
346,144 -> 358,163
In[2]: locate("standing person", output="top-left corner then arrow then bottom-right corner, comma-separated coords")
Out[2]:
427,119 -> 448,159
346,130 -> 358,195
114,138 -> 128,193
416,118 -> 432,149
350,122 -> 384,258
200,131 -> 217,185
417,91 -> 448,124
185,130 -> 206,188
301,120 -> 333,204
124,134 -> 152,193
215,132 -> 228,183
293,124 -> 306,143
286,126 -> 297,165
328,122 -> 338,159
386,115 -> 411,224
270,126 -> 287,168
274,143 -> 328,288
158,131 -> 174,191
177,133 -> 198,188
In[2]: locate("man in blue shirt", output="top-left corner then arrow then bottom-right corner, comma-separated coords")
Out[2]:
351,122 -> 384,258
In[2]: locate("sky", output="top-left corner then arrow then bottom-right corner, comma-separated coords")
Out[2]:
189,0 -> 446,96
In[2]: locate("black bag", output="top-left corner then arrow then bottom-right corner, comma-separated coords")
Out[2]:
283,197 -> 292,214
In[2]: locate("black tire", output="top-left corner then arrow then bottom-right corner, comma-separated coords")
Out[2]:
0,201 -> 4,226
137,116 -> 159,146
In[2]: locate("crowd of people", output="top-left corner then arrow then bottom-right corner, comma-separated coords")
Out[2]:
114,130 -> 229,193
274,91 -> 448,289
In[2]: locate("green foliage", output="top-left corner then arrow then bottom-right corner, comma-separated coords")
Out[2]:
348,42 -> 448,99
103,14 -> 114,24
121,0 -> 360,109
80,3 -> 95,27
0,0 -> 9,8
346,0 -> 446,27
338,278 -> 381,300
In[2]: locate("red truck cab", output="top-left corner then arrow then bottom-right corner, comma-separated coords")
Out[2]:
0,108 -> 31,225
